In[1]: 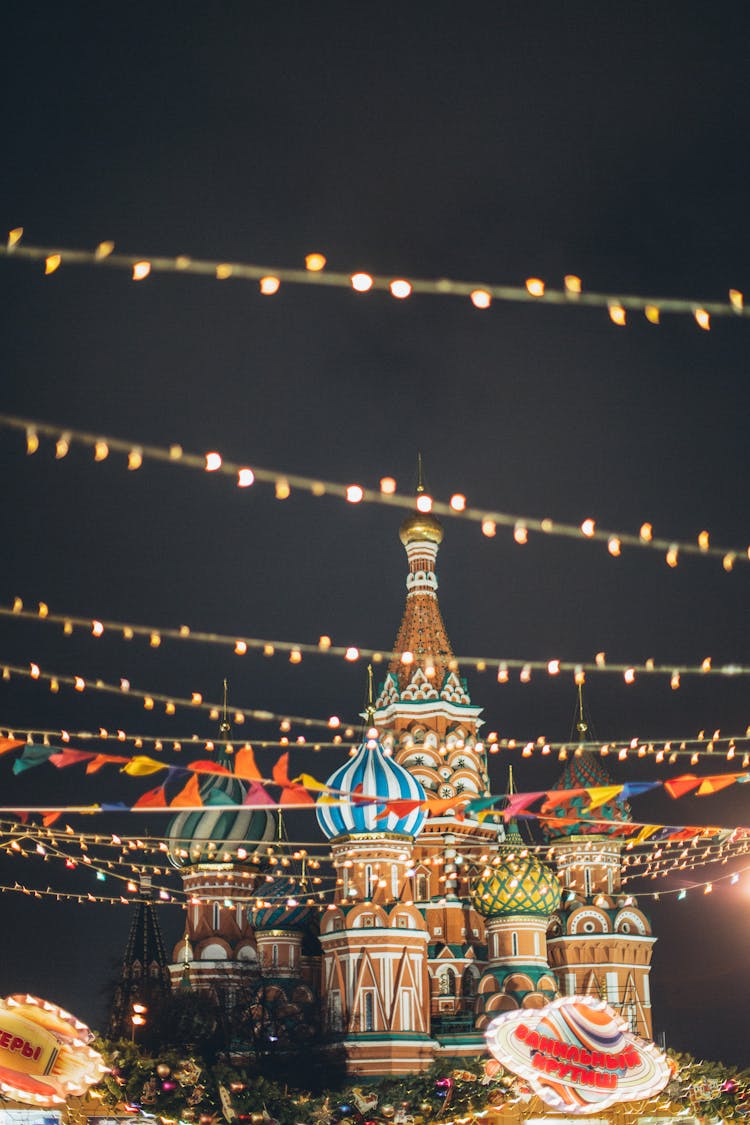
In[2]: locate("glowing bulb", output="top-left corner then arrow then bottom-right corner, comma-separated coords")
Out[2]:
575,668 -> 585,685
497,664 -> 509,683
132,261 -> 151,281
701,657 -> 712,672
55,436 -> 70,459
564,275 -> 582,294
401,651 -> 414,665
234,640 -> 247,655
7,227 -> 23,247
450,493 -> 466,511
94,441 -> 109,461
645,305 -> 660,325
608,536 -> 621,556
149,632 -> 161,647
694,308 -> 710,331
624,668 -> 636,684
127,449 -> 143,470
328,715 -> 340,728
666,545 -> 679,568
38,602 -> 48,617
380,476 -> 396,493
95,241 -> 114,259
351,272 -> 373,292
390,279 -> 412,299
205,452 -> 222,471
45,254 -> 61,275
547,660 -> 560,675
346,484 -> 364,503
318,635 -> 332,650
581,518 -> 596,537
120,678 -> 130,692
729,288 -> 743,311
513,523 -> 528,545
26,429 -> 39,454
520,665 -> 532,683
416,493 -> 432,513
289,649 -> 302,664
74,677 -> 86,692
698,530 -> 710,551
345,647 -> 359,662
640,522 -> 653,542
526,278 -> 545,297
481,519 -> 496,537
30,663 -> 40,679
215,263 -> 232,280
470,289 -> 491,309
608,304 -> 626,326
237,467 -> 254,487
275,479 -> 290,500
670,673 -> 680,690
259,276 -> 280,295
143,696 -> 154,709
91,621 -> 104,637
305,252 -> 326,271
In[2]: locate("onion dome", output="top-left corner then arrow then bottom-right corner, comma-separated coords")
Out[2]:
399,511 -> 444,546
472,849 -> 561,919
251,876 -> 313,931
167,770 -> 276,868
316,732 -> 426,840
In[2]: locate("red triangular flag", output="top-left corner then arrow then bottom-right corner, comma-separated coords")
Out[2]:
170,773 -> 203,808
133,785 -> 168,809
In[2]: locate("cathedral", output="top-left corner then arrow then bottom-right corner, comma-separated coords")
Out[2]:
114,494 -> 655,1074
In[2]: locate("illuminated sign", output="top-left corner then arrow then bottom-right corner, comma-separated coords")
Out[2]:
485,996 -> 671,1114
0,995 -> 108,1106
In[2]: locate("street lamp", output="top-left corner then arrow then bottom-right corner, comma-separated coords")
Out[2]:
131,1002 -> 147,1042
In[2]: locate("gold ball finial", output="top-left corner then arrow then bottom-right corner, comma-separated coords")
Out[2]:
398,512 -> 444,545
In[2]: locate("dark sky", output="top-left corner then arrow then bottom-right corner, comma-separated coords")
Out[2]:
0,2 -> 748,1066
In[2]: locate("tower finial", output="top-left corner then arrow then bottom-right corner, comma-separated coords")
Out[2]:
576,682 -> 588,739
220,678 -> 231,738
365,664 -> 375,725
416,451 -> 424,494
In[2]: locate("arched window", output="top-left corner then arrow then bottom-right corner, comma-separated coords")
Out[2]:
511,932 -> 519,956
364,991 -> 374,1031
416,873 -> 428,901
584,868 -> 592,897
438,968 -> 456,996
212,903 -> 221,931
462,967 -> 478,997
271,944 -> 278,967
365,864 -> 373,899
391,865 -> 399,898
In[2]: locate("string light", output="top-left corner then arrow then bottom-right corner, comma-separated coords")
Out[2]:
3,413 -> 747,568
5,236 -> 749,325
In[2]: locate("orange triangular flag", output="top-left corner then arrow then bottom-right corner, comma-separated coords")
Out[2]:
234,744 -> 262,781
697,773 -> 742,796
0,739 -> 24,757
170,773 -> 203,808
86,753 -> 128,773
272,752 -> 291,788
133,785 -> 168,808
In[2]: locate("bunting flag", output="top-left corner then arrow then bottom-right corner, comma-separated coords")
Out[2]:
187,759 -> 232,776
273,752 -> 314,805
423,795 -> 466,814
234,744 -> 262,781
121,755 -> 167,776
696,772 -> 746,795
620,780 -> 662,800
539,787 -> 588,815
133,785 -> 168,809
374,798 -> 423,821
0,738 -> 25,756
501,790 -> 546,821
664,775 -> 701,798
86,753 -> 128,772
12,744 -> 55,774
169,773 -> 202,808
585,785 -> 625,809
48,748 -> 96,769
242,780 -> 274,807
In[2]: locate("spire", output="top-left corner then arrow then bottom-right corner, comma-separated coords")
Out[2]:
108,876 -> 173,1038
365,664 -> 375,726
216,678 -> 233,767
388,457 -> 453,690
575,682 -> 588,741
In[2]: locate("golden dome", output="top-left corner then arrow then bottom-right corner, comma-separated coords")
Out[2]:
471,854 -> 561,919
399,511 -> 444,546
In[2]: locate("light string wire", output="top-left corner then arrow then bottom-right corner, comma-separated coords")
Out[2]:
0,660 -> 356,733
1,235 -> 748,324
2,724 -> 749,763
4,599 -> 748,685
3,412 -> 749,568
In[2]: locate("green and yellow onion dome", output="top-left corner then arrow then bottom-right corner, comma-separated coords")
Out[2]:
167,771 -> 276,868
250,877 -> 314,931
472,853 -> 561,919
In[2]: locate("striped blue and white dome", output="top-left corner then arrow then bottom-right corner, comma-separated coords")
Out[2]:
316,734 -> 426,840
167,771 -> 276,868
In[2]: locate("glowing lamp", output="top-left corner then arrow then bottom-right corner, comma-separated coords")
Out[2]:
513,523 -> 528,544
481,518 -> 496,537
581,518 -> 596,537
694,308 -> 710,330
127,449 -> 142,470
416,492 -> 432,513
351,272 -> 373,292
564,274 -> 582,294
608,303 -> 626,326
470,289 -> 491,309
344,647 -> 359,661
525,278 -> 545,297
237,467 -> 254,487
132,261 -> 151,280
390,279 -> 412,299
45,254 -> 61,275
205,452 -> 222,471
305,252 -> 326,271
259,276 -> 280,295
380,476 -> 397,493
346,484 -> 364,503
450,493 -> 466,511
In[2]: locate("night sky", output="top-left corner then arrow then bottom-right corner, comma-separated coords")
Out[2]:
1,4 -> 748,1066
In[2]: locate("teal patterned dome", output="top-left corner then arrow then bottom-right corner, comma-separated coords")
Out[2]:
251,878 -> 313,931
167,771 -> 276,868
472,853 -> 561,918
542,751 -> 632,840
